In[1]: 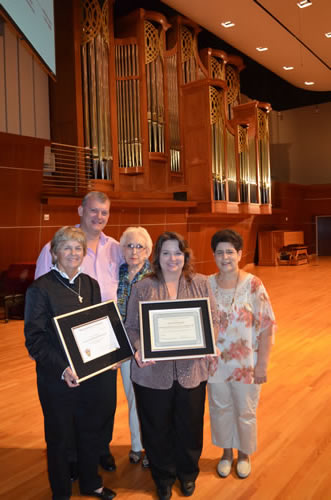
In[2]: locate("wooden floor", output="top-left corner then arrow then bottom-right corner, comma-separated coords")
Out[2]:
1,258 -> 331,500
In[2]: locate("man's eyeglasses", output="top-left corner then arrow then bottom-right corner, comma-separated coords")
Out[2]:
126,243 -> 145,252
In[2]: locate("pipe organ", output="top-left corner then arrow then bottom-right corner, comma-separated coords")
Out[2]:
81,0 -> 112,180
75,0 -> 272,213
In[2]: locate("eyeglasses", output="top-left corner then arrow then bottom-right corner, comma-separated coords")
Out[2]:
126,243 -> 145,252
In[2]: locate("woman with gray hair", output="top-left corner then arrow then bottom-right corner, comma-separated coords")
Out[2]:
25,226 -> 116,500
117,227 -> 152,465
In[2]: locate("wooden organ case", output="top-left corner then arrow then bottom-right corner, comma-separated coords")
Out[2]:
48,0 -> 273,217
181,47 -> 272,214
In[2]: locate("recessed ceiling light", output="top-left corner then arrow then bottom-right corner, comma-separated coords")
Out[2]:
304,81 -> 315,85
283,66 -> 294,70
297,0 -> 312,8
325,32 -> 331,38
221,21 -> 235,28
256,47 -> 268,52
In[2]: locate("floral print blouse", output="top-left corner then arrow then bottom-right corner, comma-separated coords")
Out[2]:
208,273 -> 275,385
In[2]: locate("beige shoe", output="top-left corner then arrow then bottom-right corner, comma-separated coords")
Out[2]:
236,457 -> 251,478
217,458 -> 233,478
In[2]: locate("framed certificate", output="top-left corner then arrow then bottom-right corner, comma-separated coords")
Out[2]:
53,300 -> 134,382
139,298 -> 216,361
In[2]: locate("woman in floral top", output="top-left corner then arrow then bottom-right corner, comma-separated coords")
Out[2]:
208,229 -> 275,480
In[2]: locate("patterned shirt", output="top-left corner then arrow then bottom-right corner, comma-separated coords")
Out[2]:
117,260 -> 151,322
208,272 -> 275,385
125,273 -> 220,390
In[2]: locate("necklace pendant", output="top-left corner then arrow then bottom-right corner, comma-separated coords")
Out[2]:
78,295 -> 83,303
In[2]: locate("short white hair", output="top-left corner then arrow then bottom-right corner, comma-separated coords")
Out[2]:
120,227 -> 153,258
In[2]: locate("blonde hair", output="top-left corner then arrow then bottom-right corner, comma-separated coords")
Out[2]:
81,191 -> 110,207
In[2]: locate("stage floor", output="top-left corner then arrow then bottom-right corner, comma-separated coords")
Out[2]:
1,258 -> 330,499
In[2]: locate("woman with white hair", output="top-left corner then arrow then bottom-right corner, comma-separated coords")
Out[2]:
117,226 -> 153,466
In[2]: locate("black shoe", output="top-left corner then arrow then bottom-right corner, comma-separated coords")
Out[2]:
69,461 -> 79,481
82,487 -> 116,499
99,453 -> 116,471
156,485 -> 172,500
129,449 -> 142,464
141,453 -> 150,468
180,480 -> 195,497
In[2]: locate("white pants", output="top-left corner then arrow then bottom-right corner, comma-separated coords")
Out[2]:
207,381 -> 261,455
120,359 -> 143,452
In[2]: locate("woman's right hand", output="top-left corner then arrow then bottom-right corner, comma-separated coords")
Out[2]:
63,367 -> 80,388
134,349 -> 156,368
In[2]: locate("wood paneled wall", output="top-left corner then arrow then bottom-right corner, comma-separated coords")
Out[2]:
303,184 -> 331,253
0,22 -> 50,139
1,132 -> 330,273
49,0 -> 84,146
0,132 -> 50,271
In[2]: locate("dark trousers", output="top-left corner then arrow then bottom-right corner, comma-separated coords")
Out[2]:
37,370 -> 114,497
100,368 -> 117,455
134,380 -> 207,489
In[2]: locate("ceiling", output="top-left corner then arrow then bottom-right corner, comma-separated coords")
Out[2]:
114,0 -> 331,110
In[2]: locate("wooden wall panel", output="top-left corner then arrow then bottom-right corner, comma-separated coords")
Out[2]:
4,25 -> 20,134
0,132 -> 50,271
49,0 -> 84,146
0,20 -> 50,139
0,168 -> 41,227
0,131 -> 328,276
34,60 -> 50,140
0,31 -> 6,132
303,184 -> 331,253
0,228 -> 41,271
18,44 -> 35,137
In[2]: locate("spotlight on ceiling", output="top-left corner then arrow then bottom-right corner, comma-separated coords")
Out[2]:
256,47 -> 268,52
297,0 -> 312,8
325,32 -> 331,38
283,66 -> 294,70
304,81 -> 315,86
221,21 -> 235,28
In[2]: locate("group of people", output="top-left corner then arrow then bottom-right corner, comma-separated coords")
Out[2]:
24,191 -> 275,500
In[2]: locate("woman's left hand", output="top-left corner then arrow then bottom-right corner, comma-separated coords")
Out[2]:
254,364 -> 267,384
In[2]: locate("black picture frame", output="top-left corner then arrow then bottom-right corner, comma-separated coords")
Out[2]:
53,300 -> 133,382
139,298 -> 216,361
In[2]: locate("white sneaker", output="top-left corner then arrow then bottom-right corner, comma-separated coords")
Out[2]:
217,458 -> 233,478
236,457 -> 251,478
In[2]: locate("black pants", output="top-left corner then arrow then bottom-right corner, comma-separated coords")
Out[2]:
134,380 -> 206,489
37,370 -> 115,497
99,368 -> 117,456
